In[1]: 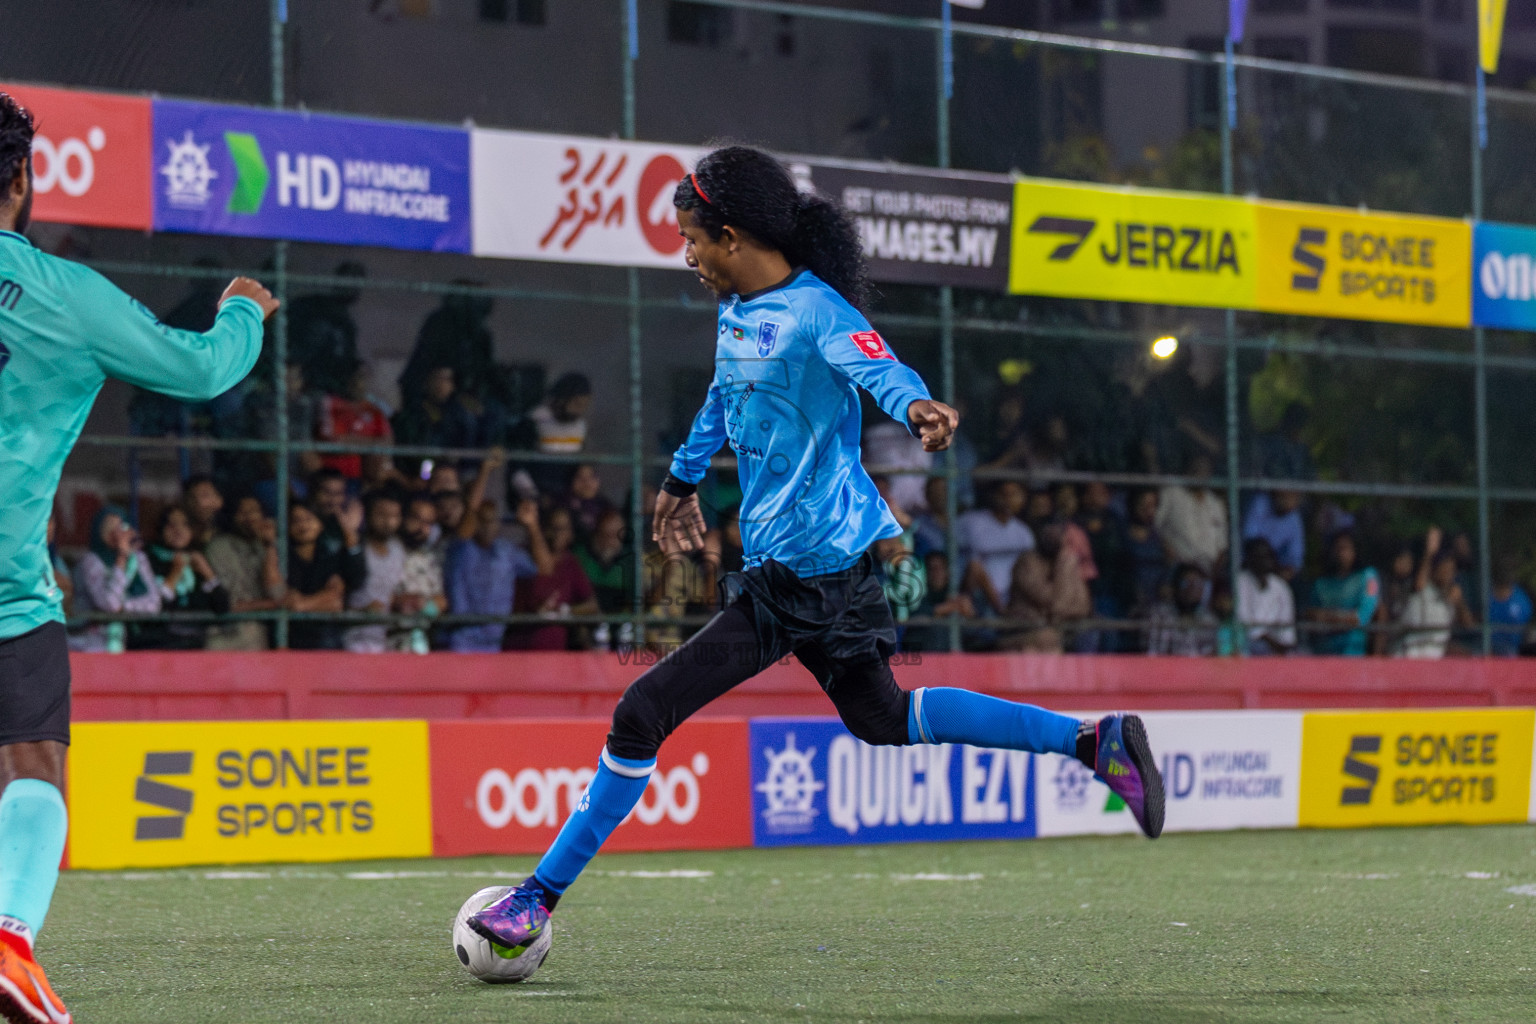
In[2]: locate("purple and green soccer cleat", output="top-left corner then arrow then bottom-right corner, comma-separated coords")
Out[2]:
1093,713 -> 1165,838
467,886 -> 552,950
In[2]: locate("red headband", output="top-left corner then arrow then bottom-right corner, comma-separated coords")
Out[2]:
690,172 -> 712,206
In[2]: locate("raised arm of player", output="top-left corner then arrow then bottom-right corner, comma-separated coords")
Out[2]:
814,315 -> 958,452
75,269 -> 277,402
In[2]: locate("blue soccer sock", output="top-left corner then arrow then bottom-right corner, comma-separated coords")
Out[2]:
531,749 -> 655,899
907,687 -> 1080,757
0,779 -> 69,941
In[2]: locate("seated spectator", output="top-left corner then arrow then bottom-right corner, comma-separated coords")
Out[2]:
956,480 -> 1034,614
319,360 -> 394,482
576,508 -> 631,647
393,365 -> 485,477
1243,490 -> 1304,581
875,536 -> 927,625
343,493 -> 407,653
1376,542 -> 1418,656
902,550 -> 979,652
141,506 -> 230,650
400,286 -> 496,412
509,372 -> 593,500
1396,527 -> 1474,659
309,467 -> 367,593
391,495 -> 449,652
1000,521 -> 1090,653
1305,530 -> 1380,656
73,507 -> 162,652
911,476 -> 950,559
1124,487 -> 1169,617
1077,481 -> 1128,650
1488,555 -> 1532,657
863,419 -> 933,515
181,474 -> 224,551
1022,488 -> 1053,535
1050,482 -> 1098,585
1212,581 -> 1242,656
507,507 -> 597,650
1156,452 -> 1227,577
284,502 -> 347,650
562,463 -> 614,543
1147,563 -> 1219,656
205,494 -> 285,651
445,499 -> 551,652
1237,538 -> 1296,656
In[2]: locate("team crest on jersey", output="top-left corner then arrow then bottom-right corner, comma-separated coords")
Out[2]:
850,330 -> 895,360
732,326 -> 746,340
757,321 -> 781,357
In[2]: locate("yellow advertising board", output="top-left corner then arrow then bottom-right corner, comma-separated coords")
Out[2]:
1253,201 -> 1472,327
69,720 -> 433,869
1009,179 -> 1257,310
1298,710 -> 1534,828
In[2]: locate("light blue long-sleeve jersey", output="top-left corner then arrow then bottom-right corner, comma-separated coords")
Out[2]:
0,230 -> 264,640
669,269 -> 931,576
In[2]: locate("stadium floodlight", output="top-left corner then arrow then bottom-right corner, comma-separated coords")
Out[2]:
1151,335 -> 1179,359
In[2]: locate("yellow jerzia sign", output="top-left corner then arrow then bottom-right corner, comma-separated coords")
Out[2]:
69,720 -> 433,869
1298,710 -> 1534,828
1009,179 -> 1257,311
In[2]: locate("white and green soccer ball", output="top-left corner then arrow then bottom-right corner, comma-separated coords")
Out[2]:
451,886 -> 552,983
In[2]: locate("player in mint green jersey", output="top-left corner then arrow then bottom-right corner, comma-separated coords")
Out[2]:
0,93 -> 277,1024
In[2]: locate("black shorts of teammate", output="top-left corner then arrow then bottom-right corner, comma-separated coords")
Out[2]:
608,551 -> 909,761
0,621 -> 72,746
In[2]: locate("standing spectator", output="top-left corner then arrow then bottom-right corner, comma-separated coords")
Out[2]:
1247,402 -> 1315,482
911,476 -> 951,559
244,358 -> 324,509
1488,555 -> 1532,657
205,494 -> 285,651
445,500 -> 552,652
1147,563 -> 1219,656
1396,527 -> 1474,658
902,550 -> 978,652
141,506 -> 229,650
507,507 -> 599,650
1242,490 -> 1305,581
1155,452 -> 1228,577
319,360 -> 393,482
955,480 -> 1034,615
309,467 -> 368,593
393,365 -> 486,477
287,261 -> 365,397
1304,530 -> 1380,656
562,463 -> 614,543
284,502 -> 347,650
509,372 -> 593,499
391,495 -> 449,652
1124,487 -> 1169,617
1000,521 -> 1090,652
181,474 -> 224,551
1050,482 -> 1098,585
73,507 -> 161,652
863,419 -> 933,516
400,285 -> 496,409
1237,538 -> 1296,656
343,493 -> 407,653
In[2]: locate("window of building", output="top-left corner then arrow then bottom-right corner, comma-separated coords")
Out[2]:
1327,25 -> 1424,75
667,1 -> 733,46
478,0 -> 545,25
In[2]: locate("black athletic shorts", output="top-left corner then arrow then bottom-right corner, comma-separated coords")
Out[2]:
0,621 -> 72,746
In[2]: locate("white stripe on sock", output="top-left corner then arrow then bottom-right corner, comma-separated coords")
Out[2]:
599,748 -> 656,779
912,687 -> 934,744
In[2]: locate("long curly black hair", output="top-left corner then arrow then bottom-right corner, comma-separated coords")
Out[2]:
0,92 -> 35,197
673,145 -> 870,313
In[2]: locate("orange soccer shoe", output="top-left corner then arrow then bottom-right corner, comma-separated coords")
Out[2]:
0,930 -> 70,1024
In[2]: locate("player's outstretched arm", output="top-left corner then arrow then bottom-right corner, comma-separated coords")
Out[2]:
78,268 -> 277,402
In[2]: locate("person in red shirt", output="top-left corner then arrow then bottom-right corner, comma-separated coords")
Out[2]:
319,360 -> 392,480
505,506 -> 597,650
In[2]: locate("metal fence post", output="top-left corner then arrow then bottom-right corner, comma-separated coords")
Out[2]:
1472,74 -> 1492,657
1220,47 -> 1244,656
624,0 -> 646,640
270,0 -> 290,649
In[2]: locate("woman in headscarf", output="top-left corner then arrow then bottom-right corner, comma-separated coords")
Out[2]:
72,506 -> 162,651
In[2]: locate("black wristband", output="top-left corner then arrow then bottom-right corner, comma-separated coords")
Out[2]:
660,472 -> 697,498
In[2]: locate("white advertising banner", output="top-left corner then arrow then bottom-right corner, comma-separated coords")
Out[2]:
471,128 -> 706,267
1035,711 -> 1304,838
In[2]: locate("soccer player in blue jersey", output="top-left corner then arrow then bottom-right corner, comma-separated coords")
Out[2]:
467,146 -> 1164,953
0,94 -> 278,1024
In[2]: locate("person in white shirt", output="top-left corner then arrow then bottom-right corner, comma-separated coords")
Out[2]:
343,493 -> 407,653
1237,537 -> 1295,656
1155,452 -> 1228,576
955,479 -> 1034,614
1395,526 -> 1475,658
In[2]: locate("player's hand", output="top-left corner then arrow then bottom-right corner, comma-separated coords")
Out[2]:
221,277 -> 280,320
908,399 -> 959,452
653,491 -> 706,554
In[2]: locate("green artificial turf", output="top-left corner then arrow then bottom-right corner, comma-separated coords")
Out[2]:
43,825 -> 1536,1023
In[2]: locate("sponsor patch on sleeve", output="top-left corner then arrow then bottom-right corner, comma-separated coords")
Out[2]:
850,330 -> 895,360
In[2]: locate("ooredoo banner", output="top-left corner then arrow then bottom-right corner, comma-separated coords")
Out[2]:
750,718 -> 1036,847
428,719 -> 751,856
1472,220 -> 1536,329
796,162 -> 1012,290
471,128 -> 705,267
68,720 -> 433,869
0,83 -> 152,231
151,99 -> 471,252
1035,711 -> 1303,838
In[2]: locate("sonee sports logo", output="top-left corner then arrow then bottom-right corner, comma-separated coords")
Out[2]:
1340,734 -> 1381,806
135,751 -> 194,840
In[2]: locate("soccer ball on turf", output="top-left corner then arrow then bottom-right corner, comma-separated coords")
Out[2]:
451,886 -> 552,983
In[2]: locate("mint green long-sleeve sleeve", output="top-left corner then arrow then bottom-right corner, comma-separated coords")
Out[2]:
0,230 -> 264,639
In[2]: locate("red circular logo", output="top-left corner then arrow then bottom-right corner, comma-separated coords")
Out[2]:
638,153 -> 688,256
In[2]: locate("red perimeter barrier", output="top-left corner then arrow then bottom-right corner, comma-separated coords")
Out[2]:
69,651 -> 1536,721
